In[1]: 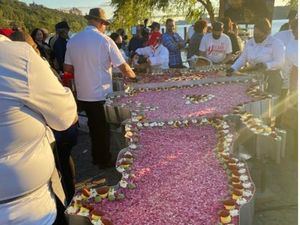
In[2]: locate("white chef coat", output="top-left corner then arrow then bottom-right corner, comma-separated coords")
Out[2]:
65,26 -> 126,101
199,33 -> 232,63
231,35 -> 285,71
0,35 -> 77,225
135,44 -> 169,69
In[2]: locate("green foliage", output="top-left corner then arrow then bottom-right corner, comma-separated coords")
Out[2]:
0,0 -> 86,33
289,0 -> 298,10
110,0 -> 215,33
109,0 -> 154,34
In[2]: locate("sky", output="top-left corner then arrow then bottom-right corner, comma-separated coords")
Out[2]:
21,0 -> 288,18
21,0 -> 114,16
21,0 -> 111,8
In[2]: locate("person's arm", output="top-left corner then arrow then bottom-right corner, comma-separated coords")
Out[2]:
109,40 -> 136,79
175,33 -> 186,49
199,35 -> 207,57
222,53 -> 233,64
135,47 -> 148,56
162,34 -> 180,52
264,40 -> 285,70
118,63 -> 136,79
231,44 -> 248,71
64,42 -> 74,74
24,46 -> 77,131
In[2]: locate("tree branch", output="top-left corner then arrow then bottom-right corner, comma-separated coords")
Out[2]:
197,0 -> 215,22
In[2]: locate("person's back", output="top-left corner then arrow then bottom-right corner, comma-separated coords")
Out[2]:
66,26 -> 122,101
65,8 -> 135,170
0,35 -> 77,225
0,41 -> 55,201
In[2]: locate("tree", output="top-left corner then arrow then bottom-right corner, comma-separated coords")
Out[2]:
289,0 -> 298,10
197,0 -> 215,21
0,0 -> 86,32
110,0 -> 215,33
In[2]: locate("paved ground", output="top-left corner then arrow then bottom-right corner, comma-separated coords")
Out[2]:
72,120 -> 297,225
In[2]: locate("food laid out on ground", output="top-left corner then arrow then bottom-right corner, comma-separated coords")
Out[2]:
66,71 -> 281,225
110,82 -> 255,121
112,65 -> 229,90
67,118 -> 255,225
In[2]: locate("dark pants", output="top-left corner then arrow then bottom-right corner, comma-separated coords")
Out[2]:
52,195 -> 67,225
78,101 -> 111,166
53,124 -> 78,204
265,70 -> 283,96
265,70 -> 284,122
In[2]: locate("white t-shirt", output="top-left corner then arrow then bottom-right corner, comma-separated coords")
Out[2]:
135,44 -> 169,69
65,26 -> 126,101
199,33 -> 232,63
0,36 -> 77,224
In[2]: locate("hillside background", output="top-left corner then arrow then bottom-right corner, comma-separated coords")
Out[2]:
0,0 -> 86,32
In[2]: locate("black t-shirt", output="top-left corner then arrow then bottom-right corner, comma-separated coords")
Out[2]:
128,36 -> 146,57
53,36 -> 68,72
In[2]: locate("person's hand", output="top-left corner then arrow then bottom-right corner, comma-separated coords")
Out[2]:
226,67 -> 235,77
129,77 -> 138,82
255,63 -> 267,70
124,76 -> 137,84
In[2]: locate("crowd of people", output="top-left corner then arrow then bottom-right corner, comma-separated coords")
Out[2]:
0,6 -> 298,225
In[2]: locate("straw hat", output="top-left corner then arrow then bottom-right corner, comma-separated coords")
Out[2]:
85,8 -> 110,25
